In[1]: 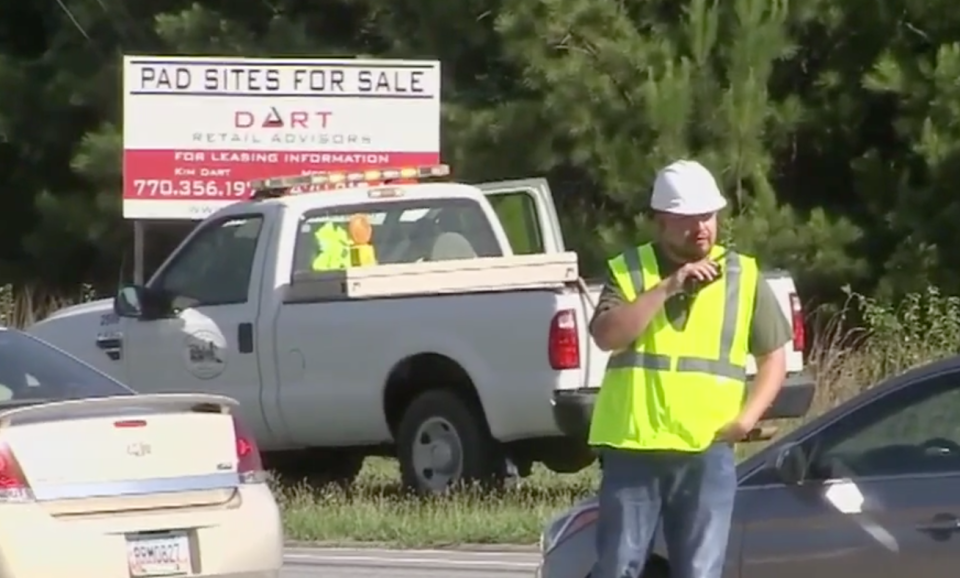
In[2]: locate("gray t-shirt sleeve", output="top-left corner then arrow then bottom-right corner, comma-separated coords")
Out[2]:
589,266 -> 626,334
748,278 -> 793,357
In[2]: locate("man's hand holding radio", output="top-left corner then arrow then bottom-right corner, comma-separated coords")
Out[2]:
663,259 -> 722,296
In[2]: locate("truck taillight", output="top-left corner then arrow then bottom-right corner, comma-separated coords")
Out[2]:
789,292 -> 805,353
232,416 -> 265,483
0,442 -> 32,502
549,309 -> 581,370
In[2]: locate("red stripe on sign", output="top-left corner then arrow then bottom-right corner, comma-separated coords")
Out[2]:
122,149 -> 440,200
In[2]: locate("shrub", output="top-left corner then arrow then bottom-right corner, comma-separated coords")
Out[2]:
807,285 -> 960,414
0,284 -> 96,329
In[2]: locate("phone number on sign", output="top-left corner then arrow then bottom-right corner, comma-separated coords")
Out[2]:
131,179 -> 249,198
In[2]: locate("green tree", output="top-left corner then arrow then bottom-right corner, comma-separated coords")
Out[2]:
4,0 -> 960,309
493,0 -> 867,295
857,16 -> 960,296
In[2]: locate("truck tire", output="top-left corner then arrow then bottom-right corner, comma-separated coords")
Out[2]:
396,389 -> 504,494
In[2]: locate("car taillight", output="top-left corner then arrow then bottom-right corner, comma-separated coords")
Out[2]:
548,309 -> 580,370
541,507 -> 599,553
0,442 -> 32,502
232,416 -> 265,483
561,507 -> 599,542
789,292 -> 805,353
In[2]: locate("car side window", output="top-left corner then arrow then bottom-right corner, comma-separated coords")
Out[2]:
153,216 -> 264,308
807,372 -> 960,480
0,331 -> 132,402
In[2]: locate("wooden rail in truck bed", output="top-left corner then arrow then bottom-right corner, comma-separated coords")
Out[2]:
284,252 -> 580,302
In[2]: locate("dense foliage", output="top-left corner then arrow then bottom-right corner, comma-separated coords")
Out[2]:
1,0 -> 957,305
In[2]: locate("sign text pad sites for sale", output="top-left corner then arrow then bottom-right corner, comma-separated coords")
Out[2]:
121,56 -> 441,220
126,58 -> 439,98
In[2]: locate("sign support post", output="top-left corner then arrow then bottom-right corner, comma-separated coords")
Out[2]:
133,220 -> 145,285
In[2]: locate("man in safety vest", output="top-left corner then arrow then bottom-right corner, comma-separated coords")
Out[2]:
588,160 -> 790,578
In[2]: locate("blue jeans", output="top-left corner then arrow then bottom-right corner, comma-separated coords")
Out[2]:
592,444 -> 737,578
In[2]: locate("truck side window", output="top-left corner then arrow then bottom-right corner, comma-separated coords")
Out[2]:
487,191 -> 544,254
152,216 -> 264,308
142,221 -> 197,281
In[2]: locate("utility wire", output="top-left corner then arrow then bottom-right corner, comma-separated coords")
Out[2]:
53,0 -> 92,43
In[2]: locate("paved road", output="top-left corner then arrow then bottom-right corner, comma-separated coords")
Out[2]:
282,546 -> 540,578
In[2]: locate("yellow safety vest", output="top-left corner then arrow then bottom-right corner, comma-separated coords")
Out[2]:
588,243 -> 758,452
312,222 -> 350,271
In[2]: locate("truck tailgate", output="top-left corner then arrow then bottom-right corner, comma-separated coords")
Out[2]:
753,272 -> 805,375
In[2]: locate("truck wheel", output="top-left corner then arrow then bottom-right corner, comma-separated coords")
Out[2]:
396,389 -> 504,494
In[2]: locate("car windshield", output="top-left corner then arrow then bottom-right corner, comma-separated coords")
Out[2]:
0,330 -> 133,403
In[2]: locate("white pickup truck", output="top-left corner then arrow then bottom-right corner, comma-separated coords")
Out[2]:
27,165 -> 815,493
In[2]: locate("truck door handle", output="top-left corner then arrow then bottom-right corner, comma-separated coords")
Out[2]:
916,513 -> 960,539
95,333 -> 122,361
237,323 -> 254,354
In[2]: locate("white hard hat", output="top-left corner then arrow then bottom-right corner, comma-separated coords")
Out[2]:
650,160 -> 727,215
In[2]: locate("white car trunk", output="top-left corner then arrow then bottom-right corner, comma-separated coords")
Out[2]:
9,412 -> 235,487
0,394 -> 240,507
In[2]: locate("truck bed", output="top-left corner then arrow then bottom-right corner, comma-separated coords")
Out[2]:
274,287 -> 593,445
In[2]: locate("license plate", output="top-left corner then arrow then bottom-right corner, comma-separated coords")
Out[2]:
126,532 -> 192,577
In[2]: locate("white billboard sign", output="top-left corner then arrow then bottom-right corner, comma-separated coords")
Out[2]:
122,56 -> 441,219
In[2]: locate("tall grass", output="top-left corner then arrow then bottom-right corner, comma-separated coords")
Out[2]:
0,284 -> 97,329
807,285 -> 960,413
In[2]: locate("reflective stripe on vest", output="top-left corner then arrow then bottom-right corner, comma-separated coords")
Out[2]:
606,251 -> 747,380
588,243 -> 758,452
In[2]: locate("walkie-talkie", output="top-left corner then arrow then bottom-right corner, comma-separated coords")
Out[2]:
682,251 -> 726,294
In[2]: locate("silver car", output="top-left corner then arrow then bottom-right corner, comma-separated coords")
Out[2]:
539,356 -> 960,578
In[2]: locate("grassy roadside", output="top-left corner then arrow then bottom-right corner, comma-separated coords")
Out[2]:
276,447 -> 773,546
277,457 -> 598,546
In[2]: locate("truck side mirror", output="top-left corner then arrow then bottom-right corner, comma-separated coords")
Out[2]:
114,285 -> 171,320
773,442 -> 809,485
114,285 -> 144,318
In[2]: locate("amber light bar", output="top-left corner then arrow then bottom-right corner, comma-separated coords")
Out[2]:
249,164 -> 451,195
